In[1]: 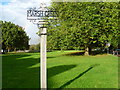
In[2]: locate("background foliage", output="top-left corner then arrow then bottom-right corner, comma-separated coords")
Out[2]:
0,21 -> 29,52
47,2 -> 119,55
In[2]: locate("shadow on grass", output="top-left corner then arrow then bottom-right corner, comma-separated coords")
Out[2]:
64,51 -> 106,56
90,51 -> 106,56
2,54 -> 40,88
47,65 -> 77,78
47,57 -> 56,59
2,54 -> 76,88
58,64 -> 100,89
47,65 -> 77,88
64,52 -> 84,56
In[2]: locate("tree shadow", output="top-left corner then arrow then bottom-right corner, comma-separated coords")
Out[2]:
90,51 -> 106,56
47,57 -> 56,59
2,54 -> 40,88
47,65 -> 77,78
2,54 -> 76,88
64,52 -> 84,56
64,51 -> 106,56
2,54 -> 101,89
47,65 -> 77,88
57,64 -> 100,89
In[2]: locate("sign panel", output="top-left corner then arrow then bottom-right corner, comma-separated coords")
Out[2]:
27,9 -> 57,20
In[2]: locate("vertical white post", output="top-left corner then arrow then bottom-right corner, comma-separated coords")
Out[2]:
40,27 -> 47,89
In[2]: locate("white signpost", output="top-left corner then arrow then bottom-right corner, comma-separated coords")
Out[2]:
27,3 -> 57,89
40,27 -> 47,88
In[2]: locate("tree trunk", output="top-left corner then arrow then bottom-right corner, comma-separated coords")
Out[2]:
89,47 -> 92,55
84,47 -> 89,56
3,49 -> 5,54
14,48 -> 16,53
0,49 -> 1,54
8,49 -> 10,53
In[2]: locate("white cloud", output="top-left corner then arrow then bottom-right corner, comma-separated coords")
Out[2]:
25,21 -> 40,45
0,0 -> 51,45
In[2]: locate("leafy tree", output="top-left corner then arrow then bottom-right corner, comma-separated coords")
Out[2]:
47,2 -> 119,55
29,44 -> 40,51
0,21 -> 29,52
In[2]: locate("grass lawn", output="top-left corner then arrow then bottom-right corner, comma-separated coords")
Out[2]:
2,51 -> 118,88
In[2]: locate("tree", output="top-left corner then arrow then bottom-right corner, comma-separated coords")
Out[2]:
47,2 -> 119,55
29,44 -> 40,51
0,21 -> 29,52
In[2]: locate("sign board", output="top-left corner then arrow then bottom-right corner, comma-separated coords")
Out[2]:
27,9 -> 57,20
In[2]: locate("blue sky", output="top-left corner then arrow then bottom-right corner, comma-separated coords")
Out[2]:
0,0 -> 51,45
0,0 -> 11,4
0,2 -> 10,5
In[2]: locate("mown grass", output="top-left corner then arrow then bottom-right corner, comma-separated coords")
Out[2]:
2,51 -> 118,88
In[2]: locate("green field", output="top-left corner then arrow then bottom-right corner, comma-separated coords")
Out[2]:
2,51 -> 118,88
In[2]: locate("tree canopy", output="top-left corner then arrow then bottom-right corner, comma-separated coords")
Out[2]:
0,21 -> 29,52
47,2 -> 119,55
